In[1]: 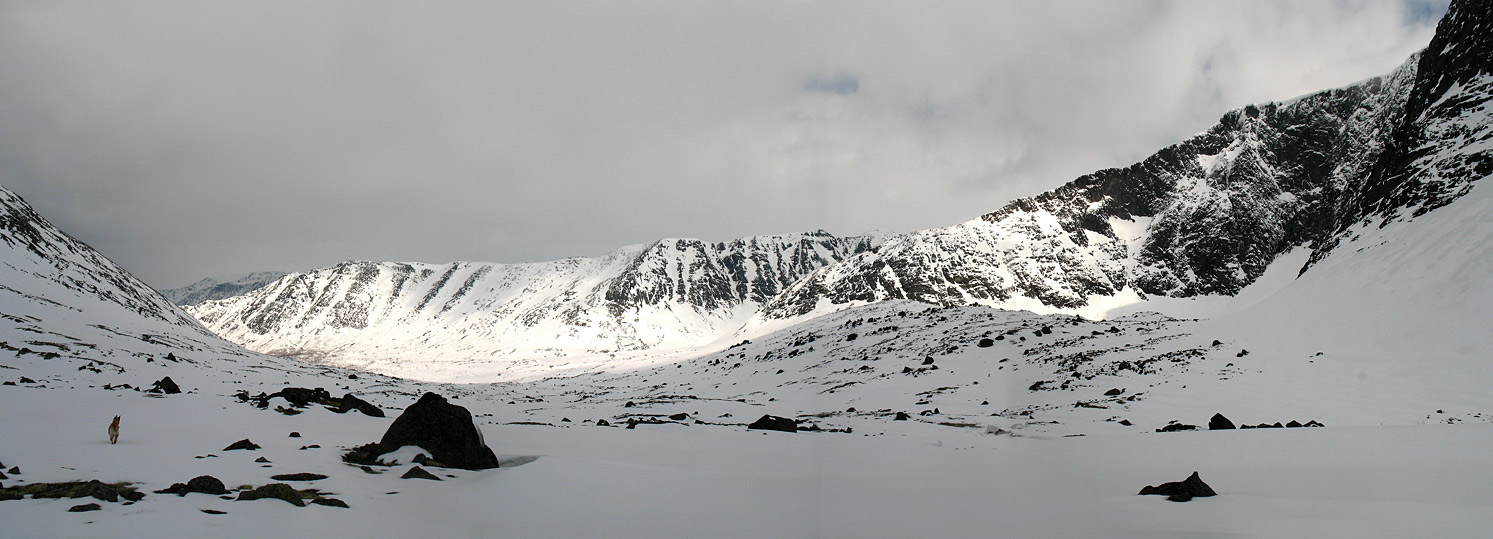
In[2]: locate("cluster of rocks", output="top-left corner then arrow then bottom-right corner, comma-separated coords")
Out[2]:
1208,413 -> 1324,430
1158,414 -> 1326,432
237,387 -> 383,417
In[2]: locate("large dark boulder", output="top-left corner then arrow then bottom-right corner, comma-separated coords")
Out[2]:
1208,413 -> 1236,430
1139,471 -> 1218,502
344,392 -> 499,470
747,415 -> 797,433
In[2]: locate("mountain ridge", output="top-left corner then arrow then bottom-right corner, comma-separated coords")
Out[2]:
184,0 -> 1490,379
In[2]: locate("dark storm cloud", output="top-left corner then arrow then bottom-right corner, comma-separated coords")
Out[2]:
0,1 -> 1443,288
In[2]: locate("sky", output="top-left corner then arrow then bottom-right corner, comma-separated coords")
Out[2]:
0,0 -> 1448,289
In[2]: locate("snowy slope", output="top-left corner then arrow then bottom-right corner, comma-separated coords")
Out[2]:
161,272 -> 289,307
186,232 -> 879,379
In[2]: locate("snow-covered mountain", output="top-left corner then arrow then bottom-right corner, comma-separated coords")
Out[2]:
187,0 -> 1490,378
186,232 -> 879,376
161,272 -> 289,307
2,4 -> 1492,535
768,0 -> 1491,320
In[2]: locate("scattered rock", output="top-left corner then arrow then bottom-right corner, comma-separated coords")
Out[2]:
1236,349 -> 1249,357
893,412 -> 910,421
311,497 -> 349,508
149,377 -> 181,394
1208,413 -> 1236,430
1211,340 -> 1222,346
68,502 -> 101,512
223,439 -> 260,451
977,338 -> 995,348
299,445 -> 321,450
236,483 -> 305,507
1156,423 -> 1197,433
921,357 -> 935,365
7,466 -> 17,474
1,480 -> 143,503
747,415 -> 797,433
596,419 -> 610,427
1139,471 -> 1217,502
289,432 -> 301,438
624,401 -> 635,408
19,377 -> 36,384
1286,420 -> 1303,428
668,413 -> 689,421
1304,420 -> 1325,427
155,475 -> 229,496
1118,419 -> 1133,426
270,473 -> 327,482
201,509 -> 227,515
254,457 -> 271,464
342,392 -> 500,470
401,466 -> 441,481
1104,388 -> 1125,396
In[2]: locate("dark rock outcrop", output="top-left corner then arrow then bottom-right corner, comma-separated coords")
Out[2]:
1208,413 -> 1236,430
401,466 -> 441,480
149,376 -> 181,394
223,439 -> 260,451
1139,471 -> 1218,502
333,393 -> 384,417
270,473 -> 327,482
342,392 -> 499,470
155,475 -> 228,496
311,497 -> 349,508
236,483 -> 305,506
747,415 -> 797,433
1156,423 -> 1197,432
68,502 -> 101,512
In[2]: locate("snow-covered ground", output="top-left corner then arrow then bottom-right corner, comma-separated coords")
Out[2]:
4,355 -> 1492,538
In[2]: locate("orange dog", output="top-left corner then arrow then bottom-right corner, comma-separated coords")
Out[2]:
108,415 -> 120,444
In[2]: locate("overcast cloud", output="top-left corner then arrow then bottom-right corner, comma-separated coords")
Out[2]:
0,0 -> 1447,288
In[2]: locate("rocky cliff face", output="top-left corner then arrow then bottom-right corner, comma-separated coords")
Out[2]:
763,56 -> 1422,317
765,0 -> 1491,319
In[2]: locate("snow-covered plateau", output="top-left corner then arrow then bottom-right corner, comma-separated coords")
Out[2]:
3,0 -> 1492,536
